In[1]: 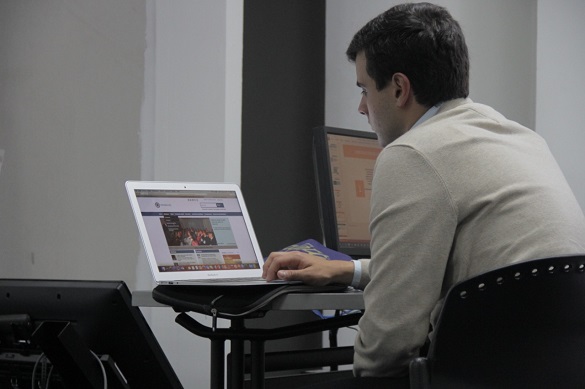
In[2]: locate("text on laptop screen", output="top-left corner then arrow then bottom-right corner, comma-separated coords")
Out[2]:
313,127 -> 382,257
134,189 -> 259,273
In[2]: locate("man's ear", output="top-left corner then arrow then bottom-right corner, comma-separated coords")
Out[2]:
392,73 -> 411,107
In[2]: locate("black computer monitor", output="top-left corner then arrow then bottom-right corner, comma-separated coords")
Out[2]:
0,279 -> 182,389
313,126 -> 382,258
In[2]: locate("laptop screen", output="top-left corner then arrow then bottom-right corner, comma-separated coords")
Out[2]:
313,126 -> 382,258
133,188 -> 260,274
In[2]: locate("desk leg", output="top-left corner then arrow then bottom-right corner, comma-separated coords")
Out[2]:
250,340 -> 265,389
229,320 -> 245,389
210,338 -> 225,389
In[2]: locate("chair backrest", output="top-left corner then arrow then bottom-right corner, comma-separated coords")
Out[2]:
427,255 -> 585,388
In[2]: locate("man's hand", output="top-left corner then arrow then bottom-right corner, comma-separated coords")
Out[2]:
262,251 -> 355,286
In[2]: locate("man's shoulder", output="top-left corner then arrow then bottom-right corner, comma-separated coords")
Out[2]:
422,98 -> 510,131
390,98 -> 533,151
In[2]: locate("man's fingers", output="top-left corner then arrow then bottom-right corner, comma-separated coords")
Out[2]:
277,269 -> 293,280
262,251 -> 325,283
263,252 -> 294,280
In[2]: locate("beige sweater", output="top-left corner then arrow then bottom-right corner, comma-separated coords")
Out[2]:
353,98 -> 585,377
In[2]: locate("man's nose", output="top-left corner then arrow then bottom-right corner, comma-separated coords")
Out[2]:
358,96 -> 367,115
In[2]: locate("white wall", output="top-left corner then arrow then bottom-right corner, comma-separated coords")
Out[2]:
0,0 -> 144,285
535,0 -> 585,210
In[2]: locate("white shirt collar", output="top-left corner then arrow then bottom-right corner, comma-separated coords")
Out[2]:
411,104 -> 441,129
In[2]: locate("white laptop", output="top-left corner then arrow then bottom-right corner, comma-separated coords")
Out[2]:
126,181 -> 292,286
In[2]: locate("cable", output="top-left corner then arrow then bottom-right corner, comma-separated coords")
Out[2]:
30,351 -> 107,389
90,350 -> 108,389
44,366 -> 54,389
31,353 -> 46,389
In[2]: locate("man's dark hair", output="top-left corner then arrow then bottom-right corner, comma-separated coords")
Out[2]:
346,2 -> 469,107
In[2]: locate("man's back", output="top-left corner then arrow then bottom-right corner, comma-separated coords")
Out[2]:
392,98 -> 585,282
356,97 -> 585,377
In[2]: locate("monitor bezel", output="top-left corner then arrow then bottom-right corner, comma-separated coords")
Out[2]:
0,279 -> 182,388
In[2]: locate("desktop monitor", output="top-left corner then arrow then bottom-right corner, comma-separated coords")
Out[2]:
0,279 -> 182,389
313,126 -> 382,258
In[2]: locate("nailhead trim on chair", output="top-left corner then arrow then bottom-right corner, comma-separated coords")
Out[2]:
457,259 -> 585,300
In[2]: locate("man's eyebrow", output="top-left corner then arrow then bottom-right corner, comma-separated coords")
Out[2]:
356,82 -> 365,88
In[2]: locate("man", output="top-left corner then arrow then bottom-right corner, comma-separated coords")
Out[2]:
263,2 -> 585,385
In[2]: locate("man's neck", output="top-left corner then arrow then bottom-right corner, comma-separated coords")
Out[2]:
404,102 -> 432,132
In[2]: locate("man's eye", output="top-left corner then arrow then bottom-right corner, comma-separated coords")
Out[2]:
361,90 -> 367,97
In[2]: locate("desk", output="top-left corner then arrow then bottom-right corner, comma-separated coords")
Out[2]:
132,289 -> 365,310
132,288 -> 364,389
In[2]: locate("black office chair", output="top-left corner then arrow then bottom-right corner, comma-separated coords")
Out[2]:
409,254 -> 585,389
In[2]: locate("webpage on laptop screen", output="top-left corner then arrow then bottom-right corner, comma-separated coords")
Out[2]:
135,190 -> 259,273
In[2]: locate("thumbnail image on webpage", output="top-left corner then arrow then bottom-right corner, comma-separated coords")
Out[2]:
158,214 -> 259,272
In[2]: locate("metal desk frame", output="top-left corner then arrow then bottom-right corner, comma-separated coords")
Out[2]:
133,289 -> 364,389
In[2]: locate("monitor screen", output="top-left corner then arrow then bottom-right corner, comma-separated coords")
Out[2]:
313,126 -> 382,258
0,279 -> 182,389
